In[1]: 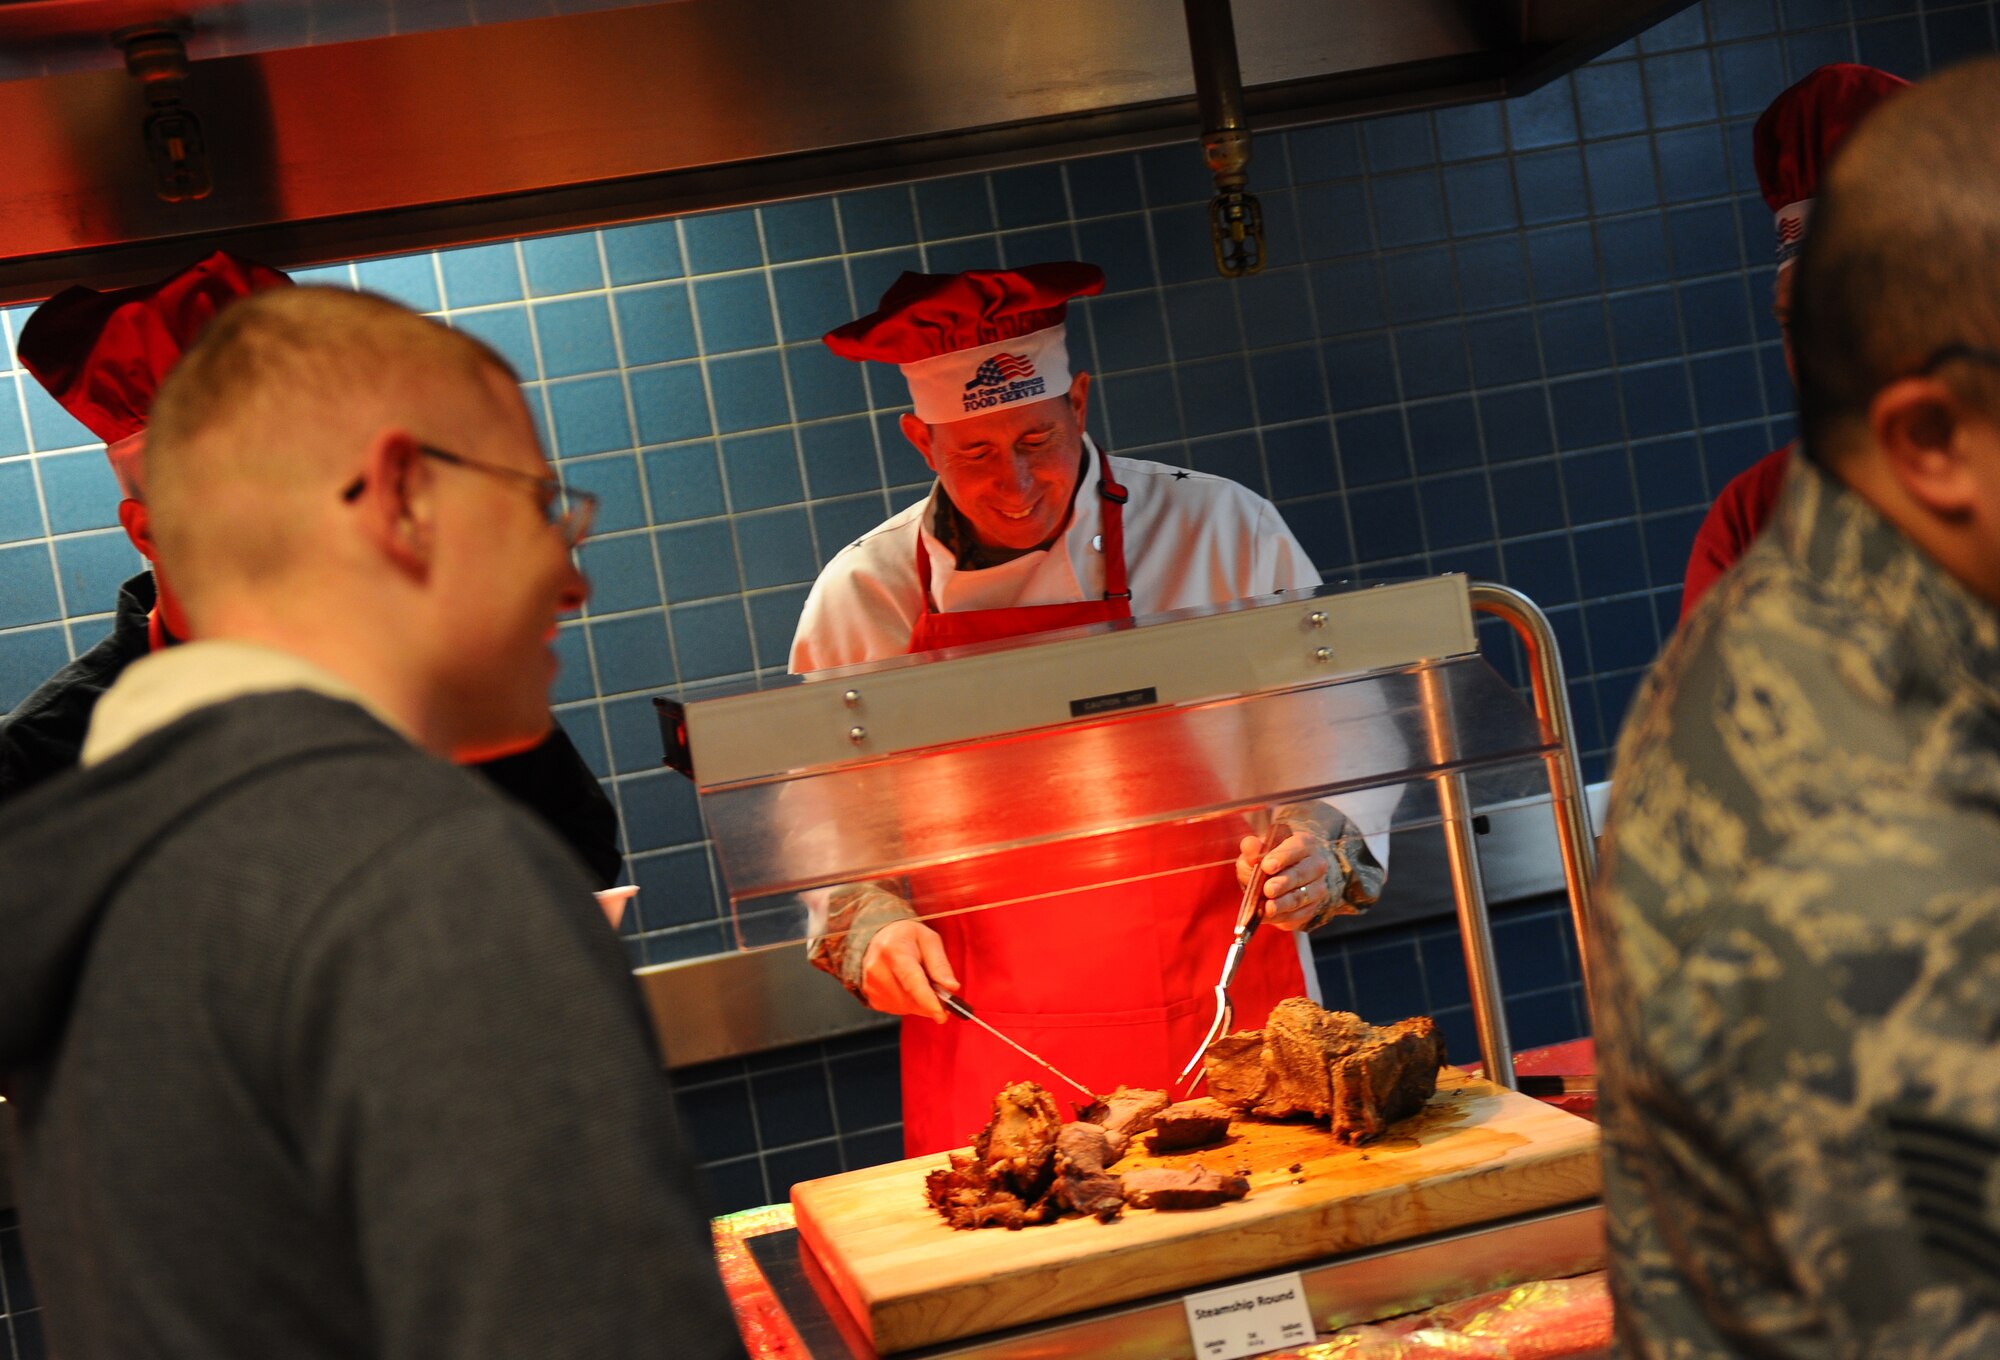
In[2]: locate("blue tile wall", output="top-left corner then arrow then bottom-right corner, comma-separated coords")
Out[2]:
0,0 -> 1985,1269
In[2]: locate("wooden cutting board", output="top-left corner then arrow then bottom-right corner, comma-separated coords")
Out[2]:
791,1072 -> 1600,1353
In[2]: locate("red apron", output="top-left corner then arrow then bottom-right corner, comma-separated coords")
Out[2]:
898,451 -> 1307,1155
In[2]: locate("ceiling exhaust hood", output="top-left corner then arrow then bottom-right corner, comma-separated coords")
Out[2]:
0,0 -> 1693,303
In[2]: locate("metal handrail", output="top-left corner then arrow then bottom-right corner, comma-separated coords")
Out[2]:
1419,661 -> 1516,1089
1465,582 -> 1601,1055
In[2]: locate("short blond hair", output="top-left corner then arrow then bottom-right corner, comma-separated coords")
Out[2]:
144,287 -> 519,614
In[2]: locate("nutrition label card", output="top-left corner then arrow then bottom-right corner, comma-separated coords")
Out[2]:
1182,1270 -> 1316,1359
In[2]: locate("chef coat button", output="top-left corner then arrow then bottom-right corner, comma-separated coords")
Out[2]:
1092,534 -> 1103,552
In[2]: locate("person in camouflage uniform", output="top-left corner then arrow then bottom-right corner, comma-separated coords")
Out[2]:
1591,57 -> 2000,1357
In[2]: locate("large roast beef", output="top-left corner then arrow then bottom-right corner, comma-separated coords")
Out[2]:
1202,997 -> 1445,1144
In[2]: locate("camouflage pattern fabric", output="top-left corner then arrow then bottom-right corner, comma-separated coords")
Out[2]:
1592,454 -> 2000,1358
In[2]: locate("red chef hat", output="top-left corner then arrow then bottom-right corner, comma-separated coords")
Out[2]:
825,262 -> 1104,424
1754,63 -> 1909,269
17,250 -> 293,497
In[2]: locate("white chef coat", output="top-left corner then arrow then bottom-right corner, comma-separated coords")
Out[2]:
789,437 -> 1319,673
787,438 -> 1402,977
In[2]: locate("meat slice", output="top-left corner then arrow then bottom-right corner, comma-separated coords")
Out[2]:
1200,1030 -> 1268,1110
1329,1016 -> 1448,1145
1077,1085 -> 1169,1138
1054,1121 -> 1125,1174
974,1081 -> 1062,1184
926,1154 -> 1021,1230
1051,1121 -> 1128,1222
1201,997 -> 1445,1144
1259,999 -> 1373,1120
1122,1164 -> 1251,1210
929,1082 -> 1067,1230
1054,1170 -> 1127,1222
1146,1098 -> 1233,1152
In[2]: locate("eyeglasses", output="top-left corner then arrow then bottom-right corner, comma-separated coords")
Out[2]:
341,443 -> 598,548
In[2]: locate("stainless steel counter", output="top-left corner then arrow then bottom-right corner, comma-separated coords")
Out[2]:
725,1200 -> 1605,1357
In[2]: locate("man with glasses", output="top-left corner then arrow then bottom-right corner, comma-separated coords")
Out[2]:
346,443 -> 598,545
0,287 -> 745,1360
1591,57 -> 2000,1357
1,253 -> 626,889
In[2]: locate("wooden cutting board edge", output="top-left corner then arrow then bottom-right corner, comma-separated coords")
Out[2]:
794,1082 -> 1603,1353
864,1143 -> 1600,1351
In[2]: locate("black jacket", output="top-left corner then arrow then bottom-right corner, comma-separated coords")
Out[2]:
0,573 -> 624,885
0,691 -> 742,1360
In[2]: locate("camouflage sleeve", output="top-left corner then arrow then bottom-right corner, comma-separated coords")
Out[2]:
1272,800 -> 1386,928
806,881 -> 918,1001
1597,783 -> 2000,1356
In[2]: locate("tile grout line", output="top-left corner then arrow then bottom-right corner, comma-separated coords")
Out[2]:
674,216 -> 744,944
1132,149 -> 1199,473
1438,114 -> 1510,590
505,240 -> 630,854
1506,84 -> 1601,697
1566,119 -> 1661,685
1626,53 -> 1694,649
574,227 -> 674,881
833,193 -> 904,541
750,204 -> 822,672
6,316 -> 79,664
1360,153 -> 1441,577
1291,130 -> 1368,582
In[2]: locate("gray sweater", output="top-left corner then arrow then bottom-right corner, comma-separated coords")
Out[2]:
0,691 -> 743,1360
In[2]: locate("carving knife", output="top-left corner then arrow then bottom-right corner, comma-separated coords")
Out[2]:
938,991 -> 1101,1103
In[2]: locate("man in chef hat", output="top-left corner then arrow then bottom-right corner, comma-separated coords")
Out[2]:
791,262 -> 1398,1155
0,251 -> 623,889
1679,63 -> 1908,620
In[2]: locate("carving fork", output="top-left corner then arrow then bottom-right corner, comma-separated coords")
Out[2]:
1176,821 -> 1287,1096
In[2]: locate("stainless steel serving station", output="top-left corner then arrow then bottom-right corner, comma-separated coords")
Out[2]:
658,573 -> 1597,1093
663,575 -> 1605,1357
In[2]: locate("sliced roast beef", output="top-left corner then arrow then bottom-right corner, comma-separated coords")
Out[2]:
1328,1016 -> 1448,1144
1054,1170 -> 1127,1222
1147,1098 -> 1233,1151
1077,1085 -> 1169,1138
1054,1121 -> 1124,1175
1121,1164 -> 1251,1210
1200,1030 -> 1269,1110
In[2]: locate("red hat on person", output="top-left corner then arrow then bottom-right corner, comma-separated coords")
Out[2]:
1754,63 -> 1909,270
825,262 -> 1104,425
17,250 -> 293,498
